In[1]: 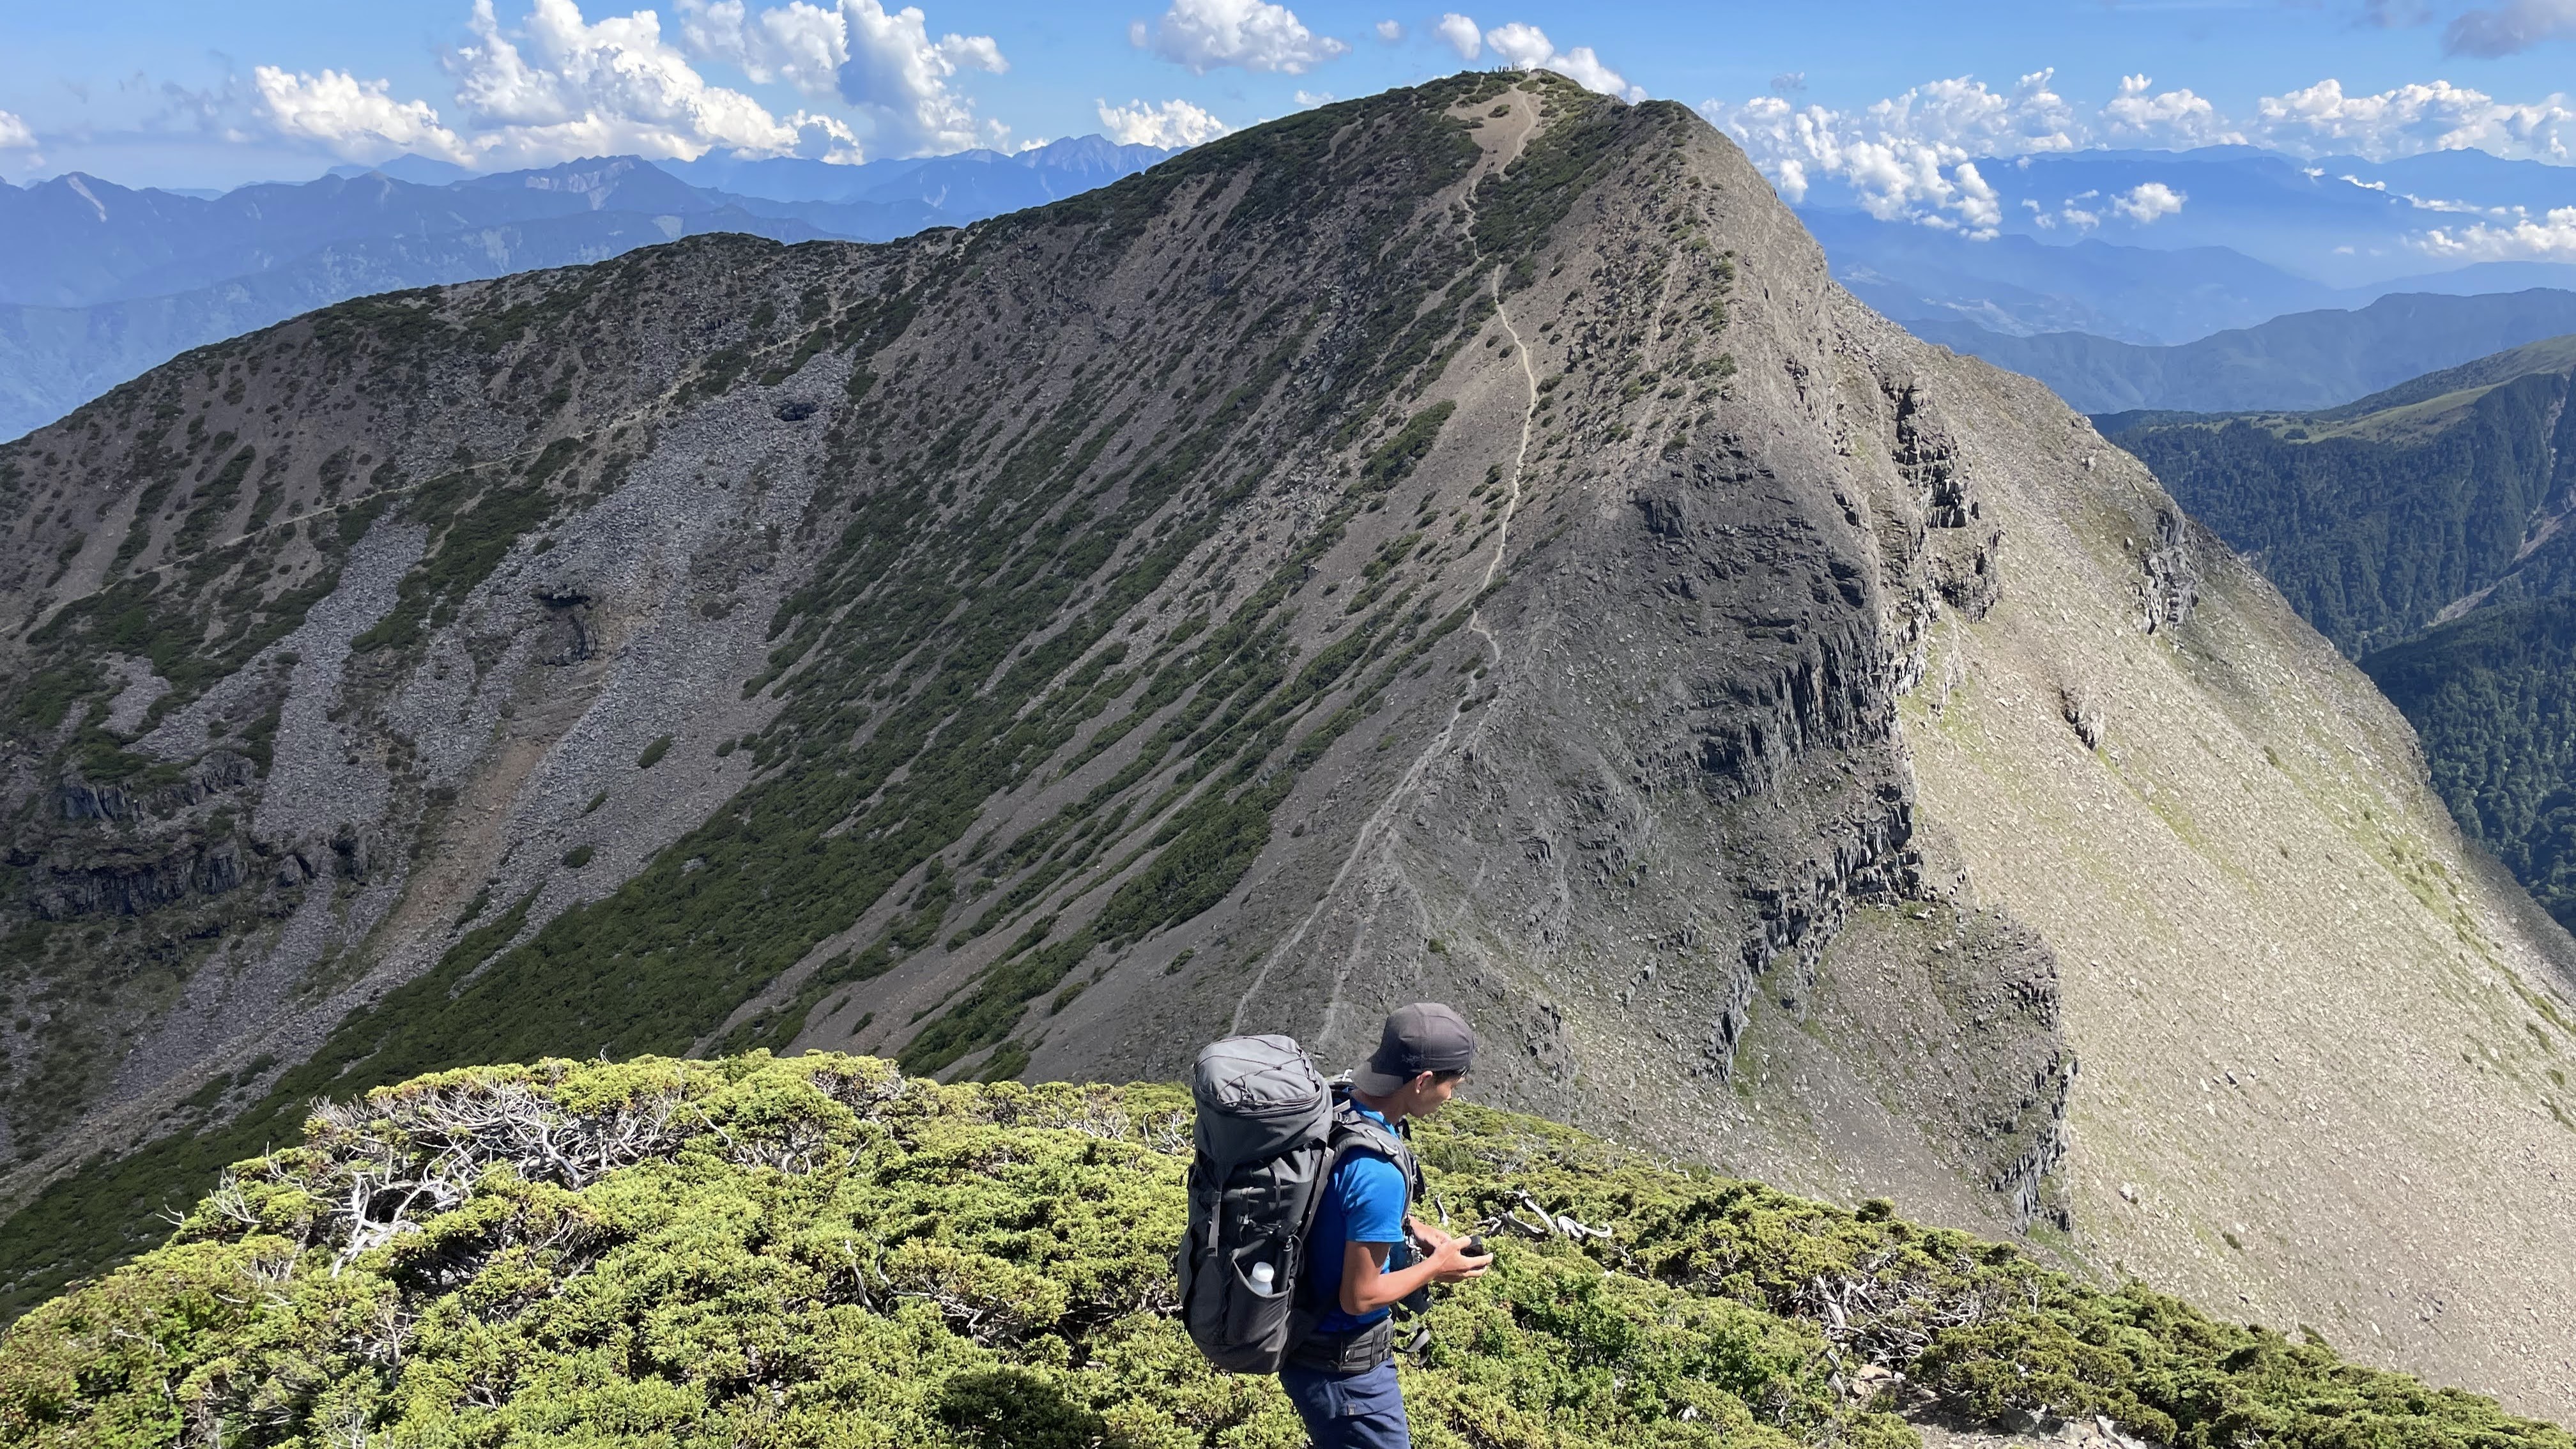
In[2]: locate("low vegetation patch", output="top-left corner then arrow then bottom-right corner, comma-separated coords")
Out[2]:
0,1054 -> 2558,1449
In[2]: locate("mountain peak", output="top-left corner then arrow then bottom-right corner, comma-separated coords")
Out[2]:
1015,132 -> 1180,177
324,151 -> 477,186
464,153 -> 655,189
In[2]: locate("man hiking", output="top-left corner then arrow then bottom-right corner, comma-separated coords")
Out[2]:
1281,1002 -> 1494,1449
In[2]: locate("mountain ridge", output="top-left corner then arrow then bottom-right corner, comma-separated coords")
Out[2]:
2316,331 -> 2576,418
2102,335 -> 2576,655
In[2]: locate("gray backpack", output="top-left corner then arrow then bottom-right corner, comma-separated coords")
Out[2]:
1176,1034 -> 1419,1374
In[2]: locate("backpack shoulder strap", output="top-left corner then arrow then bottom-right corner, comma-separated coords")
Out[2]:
1327,1094 -> 1423,1208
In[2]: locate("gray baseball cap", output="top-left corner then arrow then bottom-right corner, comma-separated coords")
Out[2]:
1351,1002 -> 1478,1096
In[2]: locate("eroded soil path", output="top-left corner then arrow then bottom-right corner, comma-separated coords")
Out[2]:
1233,91 -> 1546,1043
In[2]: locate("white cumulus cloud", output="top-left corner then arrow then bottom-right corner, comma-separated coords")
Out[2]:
670,0 -> 1006,153
830,0 -> 1008,151
2252,77 -> 2576,162
2101,74 -> 2242,147
441,0 -> 839,162
1701,71 -> 2083,234
247,0 -> 1008,172
2414,205 -> 2576,260
1130,0 -> 1349,75
0,110 -> 37,153
677,0 -> 849,95
1949,161 -> 2002,229
1436,12 -> 1481,59
1703,68 -> 2576,238
1096,96 -> 1231,148
1375,19 -> 1402,42
252,66 -> 476,163
1475,21 -> 1643,102
2112,181 -> 2186,224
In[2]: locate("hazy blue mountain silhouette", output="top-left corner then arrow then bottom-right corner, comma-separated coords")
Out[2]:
1910,288 -> 2576,412
1804,209 -> 2343,344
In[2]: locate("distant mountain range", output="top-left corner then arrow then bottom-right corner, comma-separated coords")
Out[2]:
1909,288 -> 2576,413
1807,210 -> 2333,344
666,134 -> 1175,211
1816,204 -> 2576,348
0,137 -> 1176,440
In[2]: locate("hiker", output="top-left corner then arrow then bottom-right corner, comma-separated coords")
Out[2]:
1179,1003 -> 1494,1448
1278,1002 -> 1493,1449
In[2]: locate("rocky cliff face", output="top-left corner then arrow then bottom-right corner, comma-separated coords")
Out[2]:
1,73 -> 2571,1416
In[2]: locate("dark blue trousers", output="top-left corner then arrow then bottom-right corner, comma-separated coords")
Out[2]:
1279,1360 -> 1409,1448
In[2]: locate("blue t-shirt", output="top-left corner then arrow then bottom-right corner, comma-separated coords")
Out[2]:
1304,1103 -> 1407,1335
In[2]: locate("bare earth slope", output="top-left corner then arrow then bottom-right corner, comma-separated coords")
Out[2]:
0,74 -> 2570,1416
1892,365 -> 2576,1410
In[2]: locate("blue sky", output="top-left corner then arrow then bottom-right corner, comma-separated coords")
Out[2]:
4,0 -> 2576,190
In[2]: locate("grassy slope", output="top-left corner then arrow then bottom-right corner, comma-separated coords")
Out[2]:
1905,344 -> 2576,1415
0,1053 -> 2561,1449
2312,334 -> 2576,421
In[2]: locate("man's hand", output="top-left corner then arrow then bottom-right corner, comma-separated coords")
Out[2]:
1340,1218 -> 1494,1313
1407,1215 -> 1491,1283
1422,1233 -> 1492,1283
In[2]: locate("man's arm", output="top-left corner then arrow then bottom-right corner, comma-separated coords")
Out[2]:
1337,1221 -> 1489,1315
1327,1156 -> 1491,1316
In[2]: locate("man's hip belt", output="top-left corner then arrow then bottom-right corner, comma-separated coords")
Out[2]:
1286,1317 -> 1394,1374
